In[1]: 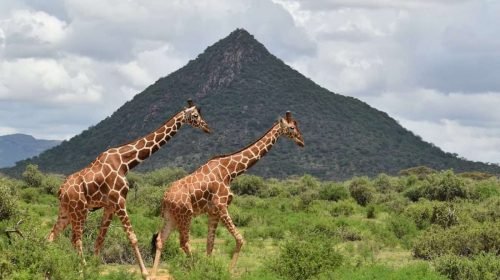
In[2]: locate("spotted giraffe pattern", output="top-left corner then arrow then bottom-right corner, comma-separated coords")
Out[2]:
47,100 -> 210,279
152,112 -> 304,276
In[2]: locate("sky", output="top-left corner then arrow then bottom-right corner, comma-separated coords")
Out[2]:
0,0 -> 499,164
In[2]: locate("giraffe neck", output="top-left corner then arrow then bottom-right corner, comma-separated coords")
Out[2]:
221,123 -> 282,181
119,111 -> 185,171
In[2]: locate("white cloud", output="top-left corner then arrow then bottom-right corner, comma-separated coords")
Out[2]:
0,0 -> 499,166
0,57 -> 103,104
400,118 -> 500,164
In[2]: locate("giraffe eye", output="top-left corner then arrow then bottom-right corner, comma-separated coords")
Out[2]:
193,114 -> 198,118
290,127 -> 295,130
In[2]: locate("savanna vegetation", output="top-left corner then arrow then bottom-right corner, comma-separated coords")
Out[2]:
1,165 -> 499,279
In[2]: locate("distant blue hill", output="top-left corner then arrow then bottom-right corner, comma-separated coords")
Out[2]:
0,133 -> 61,168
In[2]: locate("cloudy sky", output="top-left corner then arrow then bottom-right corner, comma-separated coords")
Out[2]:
0,0 -> 499,164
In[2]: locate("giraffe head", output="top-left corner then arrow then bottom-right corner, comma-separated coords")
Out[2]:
183,99 -> 211,133
279,111 -> 305,147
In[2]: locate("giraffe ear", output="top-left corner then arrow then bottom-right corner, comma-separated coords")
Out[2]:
198,107 -> 201,114
187,99 -> 194,107
279,117 -> 287,129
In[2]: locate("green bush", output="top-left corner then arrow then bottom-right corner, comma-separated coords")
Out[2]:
366,204 -> 376,219
348,177 -> 376,206
435,253 -> 500,280
329,200 -> 358,217
0,219 -> 100,280
20,187 -> 41,203
325,263 -> 447,280
319,182 -> 349,201
41,174 -> 63,195
413,223 -> 500,259
22,164 -> 44,188
231,174 -> 265,196
169,253 -> 231,280
0,183 -> 17,220
141,167 -> 187,187
387,215 -> 417,239
474,178 -> 500,200
230,205 -> 253,226
298,190 -> 320,209
379,193 -> 410,214
405,170 -> 471,202
270,237 -> 343,280
399,166 -> 437,178
471,197 -> 500,223
131,186 -> 164,217
430,203 -> 459,228
373,173 -> 399,193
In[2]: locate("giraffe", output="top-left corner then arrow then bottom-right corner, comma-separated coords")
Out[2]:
151,111 -> 304,276
47,99 -> 211,279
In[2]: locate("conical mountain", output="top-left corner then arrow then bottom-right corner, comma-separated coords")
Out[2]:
4,29 -> 499,179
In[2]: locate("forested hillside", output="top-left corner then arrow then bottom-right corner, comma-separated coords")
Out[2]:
4,29 -> 499,179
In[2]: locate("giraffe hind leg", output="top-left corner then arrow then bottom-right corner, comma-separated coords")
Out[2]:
116,208 -> 150,279
206,214 -> 219,256
219,208 -> 244,270
152,217 -> 175,277
94,207 -> 114,255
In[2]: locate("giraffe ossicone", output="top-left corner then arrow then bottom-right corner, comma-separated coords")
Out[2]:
151,111 -> 304,276
47,99 -> 211,280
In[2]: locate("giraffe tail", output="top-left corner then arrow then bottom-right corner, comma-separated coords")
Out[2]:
151,232 -> 159,256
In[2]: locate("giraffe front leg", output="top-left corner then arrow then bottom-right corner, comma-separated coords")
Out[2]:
47,207 -> 70,242
116,208 -> 150,280
206,214 -> 219,256
152,217 -> 175,277
219,208 -> 244,270
94,207 -> 114,256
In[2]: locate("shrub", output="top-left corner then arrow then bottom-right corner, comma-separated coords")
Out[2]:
474,179 -> 500,200
373,173 -> 398,193
399,166 -> 437,178
231,175 -> 265,196
435,254 -> 500,280
329,200 -> 358,217
298,190 -> 320,209
142,167 -> 187,187
0,183 -> 17,220
471,197 -> 500,223
20,187 -> 41,203
325,263 -> 447,280
348,177 -> 375,206
229,205 -> 253,226
413,223 -> 500,259
459,172 -> 495,180
319,182 -> 349,201
430,203 -> 459,228
0,219 -> 100,280
387,215 -> 417,239
132,186 -> 164,217
169,253 -> 231,280
379,193 -> 410,214
41,174 -> 63,195
22,164 -> 45,188
270,237 -> 343,280
406,170 -> 471,201
366,204 -> 376,219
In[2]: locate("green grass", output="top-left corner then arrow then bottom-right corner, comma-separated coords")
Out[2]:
1,168 -> 499,279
